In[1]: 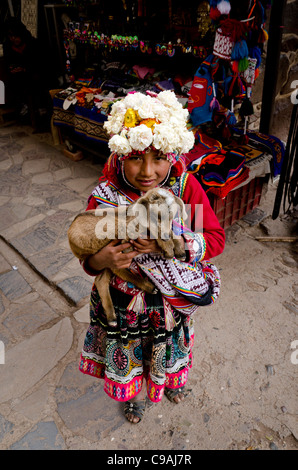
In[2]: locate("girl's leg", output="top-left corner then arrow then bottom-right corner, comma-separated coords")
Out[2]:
164,386 -> 191,404
124,377 -> 147,424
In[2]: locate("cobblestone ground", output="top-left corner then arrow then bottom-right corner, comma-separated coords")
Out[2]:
0,125 -> 297,451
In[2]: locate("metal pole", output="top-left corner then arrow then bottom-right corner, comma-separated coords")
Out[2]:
259,0 -> 287,135
7,0 -> 14,16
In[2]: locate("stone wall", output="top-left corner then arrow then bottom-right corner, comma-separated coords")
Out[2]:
251,0 -> 298,142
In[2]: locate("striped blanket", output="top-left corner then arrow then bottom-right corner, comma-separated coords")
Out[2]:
135,253 -> 221,316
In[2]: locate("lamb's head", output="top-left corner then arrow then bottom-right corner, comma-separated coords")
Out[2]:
146,188 -> 188,221
132,188 -> 187,240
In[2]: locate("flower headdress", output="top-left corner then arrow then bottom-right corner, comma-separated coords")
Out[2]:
103,90 -> 195,164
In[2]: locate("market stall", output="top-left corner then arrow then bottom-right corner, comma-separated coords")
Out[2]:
51,0 -> 285,228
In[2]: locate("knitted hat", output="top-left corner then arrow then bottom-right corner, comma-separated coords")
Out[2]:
103,90 -> 195,165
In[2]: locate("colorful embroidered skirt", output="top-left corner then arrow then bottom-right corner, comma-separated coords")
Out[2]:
79,285 -> 194,403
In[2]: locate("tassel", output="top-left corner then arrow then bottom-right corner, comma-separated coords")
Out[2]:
210,97 -> 220,111
239,97 -> 254,118
220,18 -> 246,43
127,291 -> 147,314
227,74 -> 245,98
231,40 -> 249,61
231,61 -> 239,73
249,46 -> 262,68
222,125 -> 231,140
240,97 -> 254,143
210,83 -> 220,110
163,298 -> 176,331
217,0 -> 231,15
226,110 -> 237,125
258,28 -> 269,43
241,132 -> 249,144
210,7 -> 221,20
238,57 -> 249,72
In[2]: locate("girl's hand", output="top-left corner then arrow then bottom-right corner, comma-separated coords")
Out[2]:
86,240 -> 138,272
130,237 -> 162,254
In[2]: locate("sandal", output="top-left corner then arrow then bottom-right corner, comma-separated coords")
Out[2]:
124,400 -> 146,424
164,386 -> 192,404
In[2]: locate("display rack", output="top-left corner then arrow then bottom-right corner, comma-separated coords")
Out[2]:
50,0 -> 283,229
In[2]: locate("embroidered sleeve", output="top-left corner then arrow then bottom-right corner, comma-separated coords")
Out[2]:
80,259 -> 103,277
183,231 -> 206,263
172,218 -> 206,263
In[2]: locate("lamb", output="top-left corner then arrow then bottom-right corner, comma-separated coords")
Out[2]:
67,188 -> 187,326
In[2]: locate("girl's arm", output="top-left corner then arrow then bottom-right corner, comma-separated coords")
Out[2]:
182,174 -> 225,261
81,195 -> 138,274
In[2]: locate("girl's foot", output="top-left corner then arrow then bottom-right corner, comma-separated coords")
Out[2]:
124,400 -> 146,424
124,381 -> 147,424
164,386 -> 191,404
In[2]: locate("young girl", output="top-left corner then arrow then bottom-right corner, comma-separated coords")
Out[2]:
79,91 -> 225,423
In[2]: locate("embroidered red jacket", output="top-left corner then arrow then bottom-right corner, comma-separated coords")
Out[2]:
84,173 -> 225,268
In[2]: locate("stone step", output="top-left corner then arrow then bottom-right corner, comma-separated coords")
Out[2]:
0,106 -> 17,125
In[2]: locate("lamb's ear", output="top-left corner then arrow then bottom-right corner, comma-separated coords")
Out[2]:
173,196 -> 188,220
135,193 -> 148,206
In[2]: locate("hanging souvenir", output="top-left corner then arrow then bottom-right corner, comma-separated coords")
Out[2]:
188,55 -> 215,126
213,27 -> 234,60
241,57 -> 257,98
208,0 -> 231,21
210,83 -> 220,111
167,42 -> 175,57
197,1 -> 212,38
239,97 -> 254,143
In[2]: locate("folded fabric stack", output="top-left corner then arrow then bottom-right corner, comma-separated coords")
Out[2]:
185,128 -> 249,199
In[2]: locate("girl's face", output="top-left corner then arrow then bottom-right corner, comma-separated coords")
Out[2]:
123,149 -> 171,192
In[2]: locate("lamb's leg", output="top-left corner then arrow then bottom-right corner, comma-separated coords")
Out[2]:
94,270 -> 117,327
113,269 -> 157,294
173,237 -> 186,259
156,239 -> 175,259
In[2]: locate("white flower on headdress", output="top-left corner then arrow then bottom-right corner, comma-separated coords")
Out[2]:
135,95 -> 156,120
110,100 -> 126,117
128,124 -> 153,151
178,127 -> 195,154
124,93 -> 152,118
157,90 -> 182,110
153,122 -> 180,154
108,134 -> 132,154
151,101 -> 171,122
104,90 -> 194,156
104,115 -> 124,135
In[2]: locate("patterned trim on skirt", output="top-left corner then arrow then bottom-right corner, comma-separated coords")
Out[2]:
79,284 -> 194,403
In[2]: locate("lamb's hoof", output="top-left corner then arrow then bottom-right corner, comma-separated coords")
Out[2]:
143,282 -> 157,294
107,320 -> 117,327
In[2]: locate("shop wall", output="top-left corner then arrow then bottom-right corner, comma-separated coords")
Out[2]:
251,0 -> 298,142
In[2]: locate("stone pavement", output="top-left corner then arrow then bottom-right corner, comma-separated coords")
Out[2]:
0,125 -> 297,451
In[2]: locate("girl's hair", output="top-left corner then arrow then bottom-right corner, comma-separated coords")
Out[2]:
99,152 -> 186,186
